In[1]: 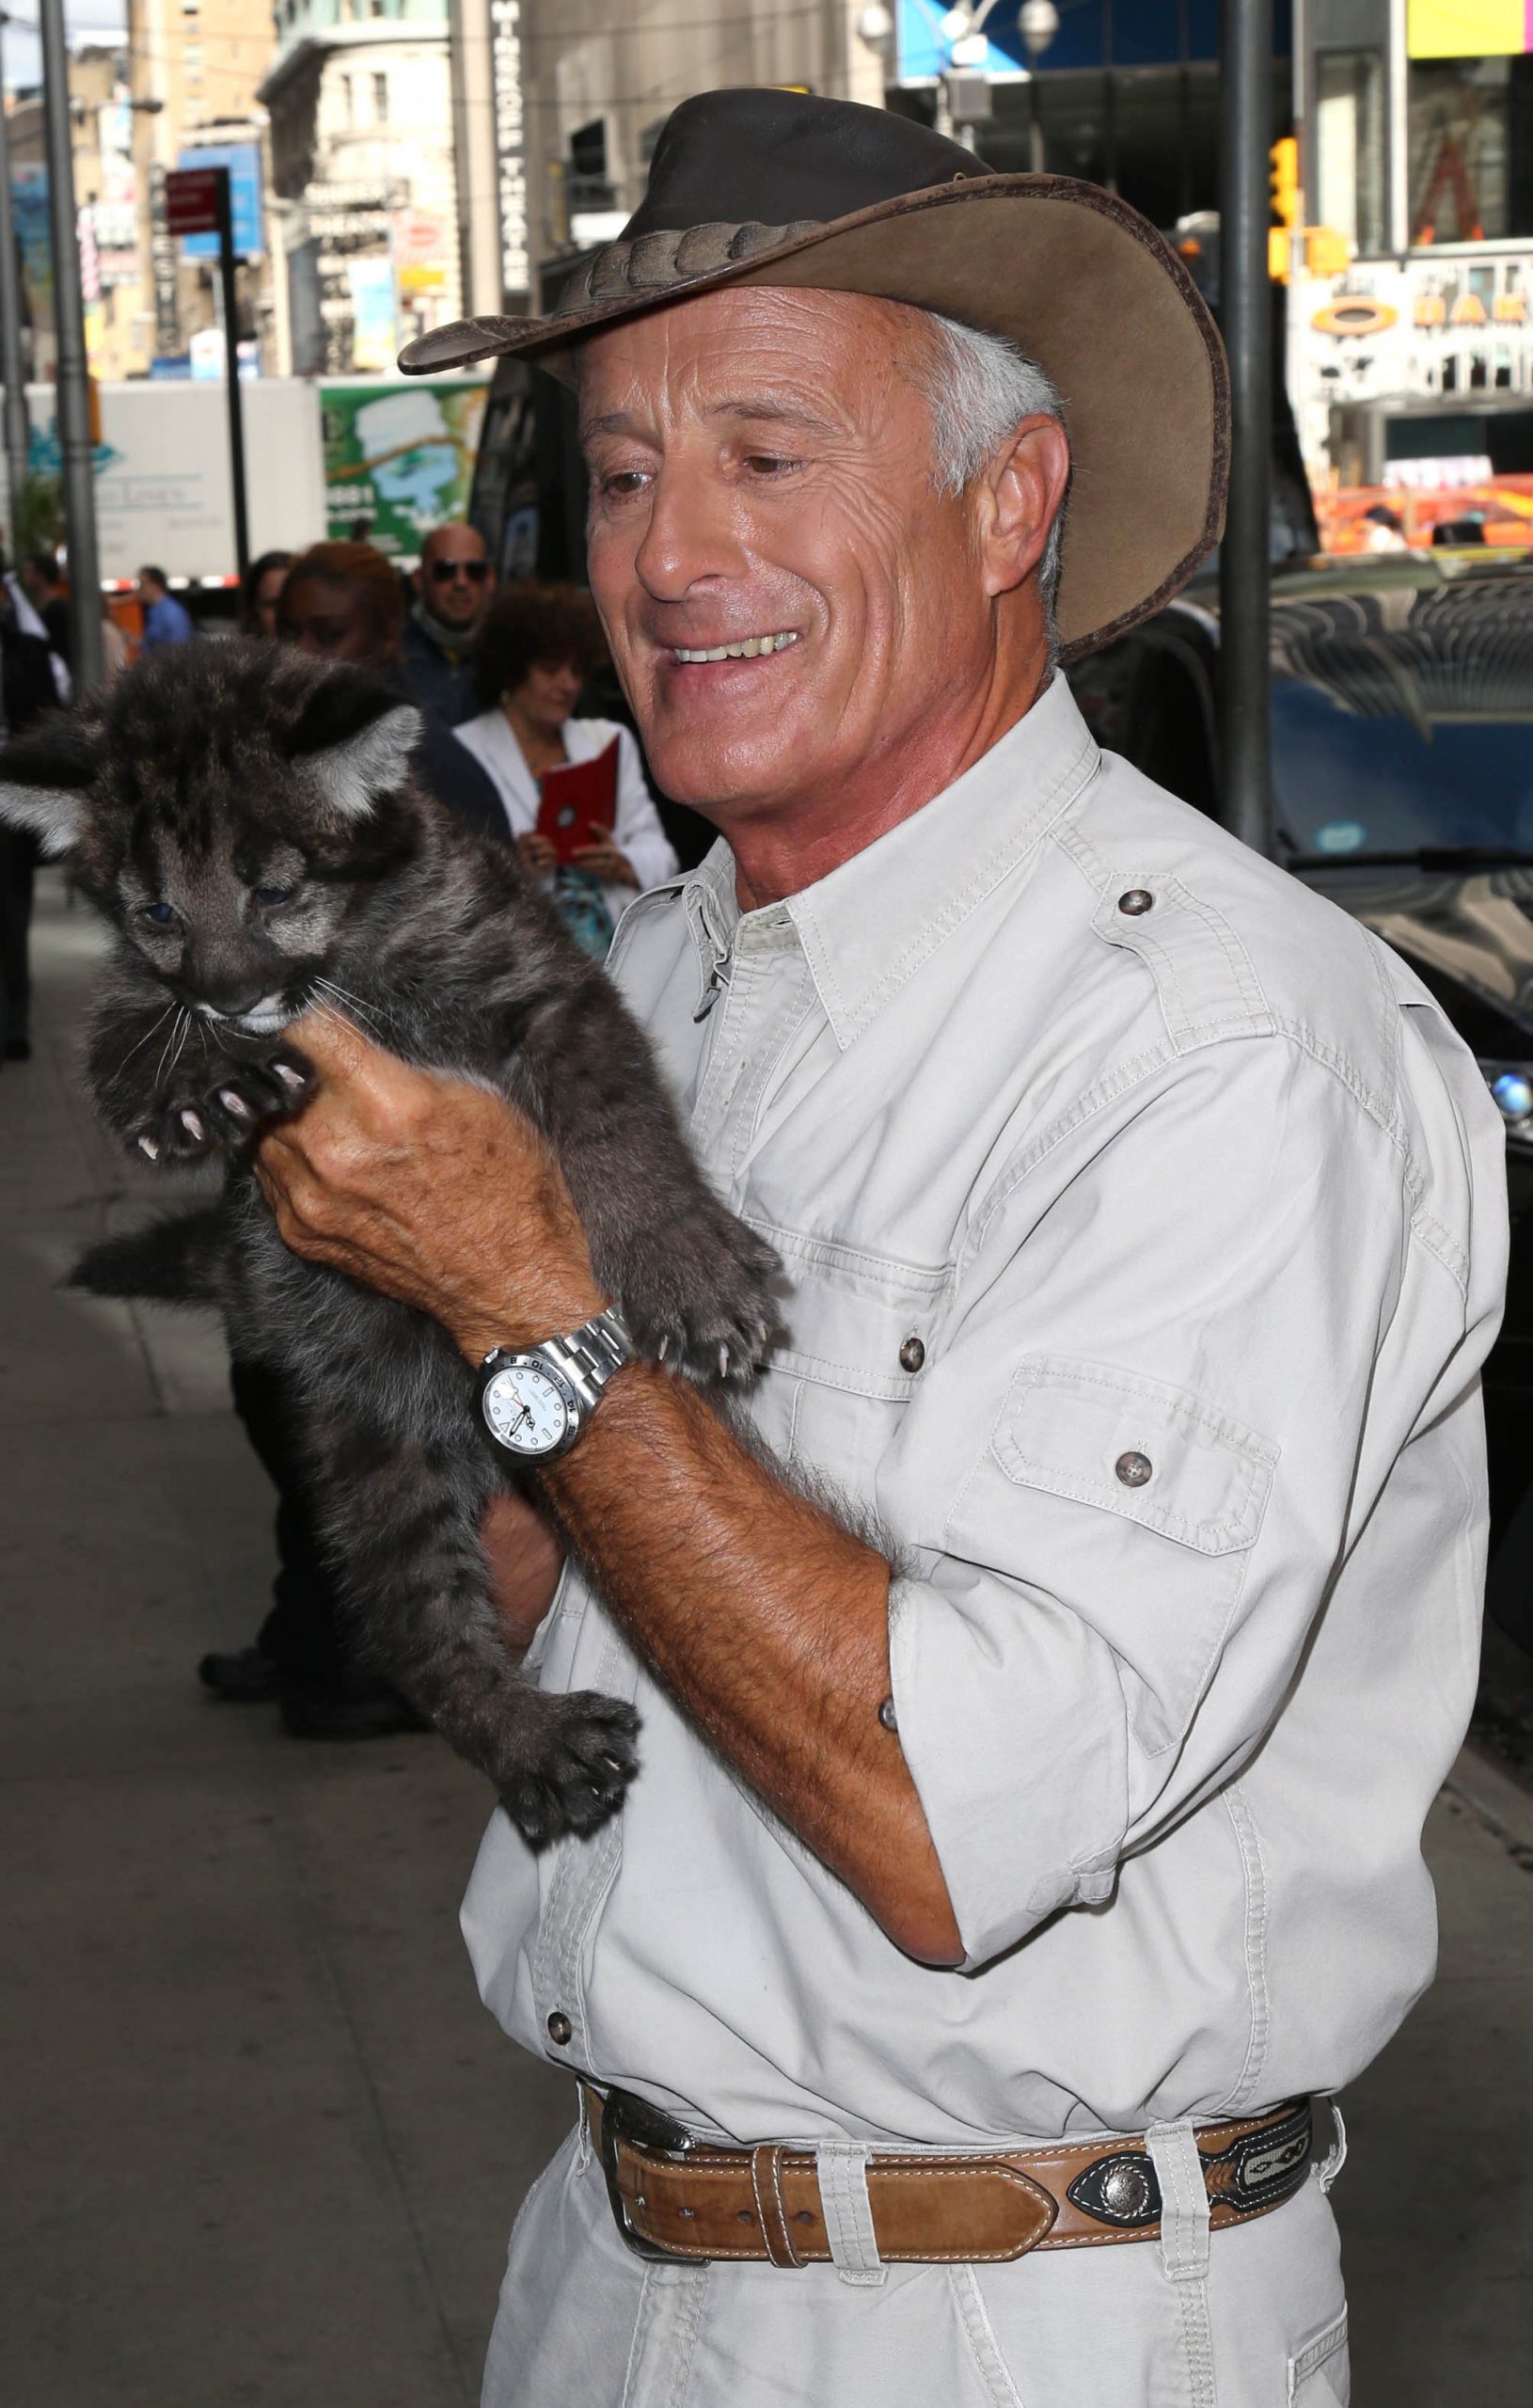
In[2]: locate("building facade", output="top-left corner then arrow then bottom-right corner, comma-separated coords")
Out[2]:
261,0 -> 462,375
126,0 -> 278,376
1289,0 -> 1533,541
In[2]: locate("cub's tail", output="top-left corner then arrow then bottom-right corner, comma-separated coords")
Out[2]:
70,1202 -> 228,1306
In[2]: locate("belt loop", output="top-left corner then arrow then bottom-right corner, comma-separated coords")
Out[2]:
751,2144 -> 802,2269
815,2140 -> 887,2288
1147,2121 -> 1215,2408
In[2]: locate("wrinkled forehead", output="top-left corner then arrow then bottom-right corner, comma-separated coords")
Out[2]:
575,283 -> 940,438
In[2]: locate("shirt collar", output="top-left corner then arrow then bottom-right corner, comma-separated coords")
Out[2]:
631,675 -> 1099,1043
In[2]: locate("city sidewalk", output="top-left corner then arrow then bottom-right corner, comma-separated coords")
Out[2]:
3,873 -> 1530,2404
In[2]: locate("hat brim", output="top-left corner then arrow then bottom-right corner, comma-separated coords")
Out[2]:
401,176 -> 1227,662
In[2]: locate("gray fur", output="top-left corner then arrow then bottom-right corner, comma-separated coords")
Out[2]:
6,642 -> 779,1845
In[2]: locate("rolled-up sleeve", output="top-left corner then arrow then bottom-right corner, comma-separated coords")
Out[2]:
883,1034 -> 1486,1970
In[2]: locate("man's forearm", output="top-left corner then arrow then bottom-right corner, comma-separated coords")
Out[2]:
542,1364 -> 962,1965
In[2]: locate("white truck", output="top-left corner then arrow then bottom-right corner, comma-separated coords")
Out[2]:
0,377 -> 328,591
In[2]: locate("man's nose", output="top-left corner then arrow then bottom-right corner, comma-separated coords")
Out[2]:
630,460 -> 748,603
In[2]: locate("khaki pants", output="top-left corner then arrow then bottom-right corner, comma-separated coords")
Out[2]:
482,2117 -> 1350,2408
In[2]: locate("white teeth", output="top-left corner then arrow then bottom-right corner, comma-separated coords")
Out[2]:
672,630 -> 799,664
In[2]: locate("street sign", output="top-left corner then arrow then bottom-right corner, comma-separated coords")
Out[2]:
164,167 -> 223,239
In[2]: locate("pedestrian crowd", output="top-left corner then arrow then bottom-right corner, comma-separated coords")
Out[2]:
0,518 -> 687,1738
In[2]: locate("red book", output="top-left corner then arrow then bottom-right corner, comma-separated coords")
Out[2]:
536,737 -> 620,865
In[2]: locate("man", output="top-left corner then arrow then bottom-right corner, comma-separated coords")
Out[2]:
256,93 -> 1507,2406
137,564 -> 194,649
0,572 -> 59,1062
20,548 -> 71,666
401,520 -> 495,725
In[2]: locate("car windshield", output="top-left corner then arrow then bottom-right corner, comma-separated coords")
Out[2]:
1269,578 -> 1533,861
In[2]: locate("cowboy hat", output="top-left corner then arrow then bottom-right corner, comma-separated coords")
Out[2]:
400,89 -> 1228,660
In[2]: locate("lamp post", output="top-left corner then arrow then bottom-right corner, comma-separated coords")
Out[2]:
40,0 -> 103,689
1217,0 -> 1274,857
0,11 -> 32,521
1019,1 -> 1059,174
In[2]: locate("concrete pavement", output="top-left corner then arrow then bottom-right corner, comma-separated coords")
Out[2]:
3,872 -> 1530,2403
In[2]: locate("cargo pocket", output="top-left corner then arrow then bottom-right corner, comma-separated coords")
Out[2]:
746,1219 -> 952,1497
964,1354 -> 1278,1754
1288,2306 -> 1349,2405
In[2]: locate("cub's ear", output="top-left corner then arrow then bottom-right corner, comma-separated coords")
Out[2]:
0,718 -> 97,858
287,680 -> 422,825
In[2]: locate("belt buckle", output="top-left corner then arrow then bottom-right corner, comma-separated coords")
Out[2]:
595,2085 -> 698,2262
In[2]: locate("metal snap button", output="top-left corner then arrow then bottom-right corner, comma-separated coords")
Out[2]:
878,1696 -> 899,1733
1114,1450 -> 1153,1488
899,1336 -> 925,1373
1117,888 -> 1155,916
546,2010 -> 573,2045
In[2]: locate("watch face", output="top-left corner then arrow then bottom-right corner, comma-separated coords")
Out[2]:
482,1361 -> 576,1457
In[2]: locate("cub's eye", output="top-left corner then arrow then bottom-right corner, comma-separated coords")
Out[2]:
254,886 -> 294,909
139,901 -> 178,926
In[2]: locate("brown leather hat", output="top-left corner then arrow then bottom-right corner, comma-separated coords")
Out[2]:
401,88 -> 1228,660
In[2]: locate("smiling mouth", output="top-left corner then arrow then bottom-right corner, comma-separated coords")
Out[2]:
671,630 -> 800,663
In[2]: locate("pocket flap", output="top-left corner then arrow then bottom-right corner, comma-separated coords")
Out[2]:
990,1356 -> 1276,1556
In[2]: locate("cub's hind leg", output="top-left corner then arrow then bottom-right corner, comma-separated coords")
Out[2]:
309,1413 -> 639,1844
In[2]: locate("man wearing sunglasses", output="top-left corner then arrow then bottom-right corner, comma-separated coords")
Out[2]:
402,521 -> 497,728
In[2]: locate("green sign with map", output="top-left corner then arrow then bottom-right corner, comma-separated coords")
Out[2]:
320,377 -> 491,560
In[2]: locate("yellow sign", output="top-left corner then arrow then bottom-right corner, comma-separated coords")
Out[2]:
1304,226 -> 1351,277
399,265 -> 447,293
1311,296 -> 1399,338
1408,0 -> 1525,58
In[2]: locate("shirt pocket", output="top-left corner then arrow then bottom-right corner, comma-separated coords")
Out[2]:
974,1354 -> 1278,1754
746,1218 -> 952,1498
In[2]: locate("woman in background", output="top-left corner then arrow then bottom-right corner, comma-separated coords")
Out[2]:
240,548 -> 292,641
453,582 -> 677,956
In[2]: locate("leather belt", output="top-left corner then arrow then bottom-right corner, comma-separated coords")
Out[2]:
585,2085 -> 1314,2268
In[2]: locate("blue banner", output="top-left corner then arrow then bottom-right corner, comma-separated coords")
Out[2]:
177,144 -> 264,259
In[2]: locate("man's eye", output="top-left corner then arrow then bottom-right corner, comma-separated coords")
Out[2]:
744,453 -> 797,477
599,469 -> 649,498
255,886 -> 294,909
139,901 -> 178,926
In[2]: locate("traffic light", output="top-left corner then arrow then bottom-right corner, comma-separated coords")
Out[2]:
1268,136 -> 1300,282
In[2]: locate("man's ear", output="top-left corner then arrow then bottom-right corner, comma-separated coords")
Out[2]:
0,718 -> 97,857
979,415 -> 1073,601
286,680 -> 422,824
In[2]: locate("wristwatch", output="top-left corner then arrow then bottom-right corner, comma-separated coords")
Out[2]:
476,1307 -> 634,1465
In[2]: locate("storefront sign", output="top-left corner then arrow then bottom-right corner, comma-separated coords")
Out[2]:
490,0 -> 529,309
148,162 -> 182,360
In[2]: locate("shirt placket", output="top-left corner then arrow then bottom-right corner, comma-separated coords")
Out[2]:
526,911 -> 811,2065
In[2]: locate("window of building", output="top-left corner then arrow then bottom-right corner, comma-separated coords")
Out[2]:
1409,53 -> 1533,244
1315,50 -> 1385,256
372,71 -> 388,125
184,43 -> 203,82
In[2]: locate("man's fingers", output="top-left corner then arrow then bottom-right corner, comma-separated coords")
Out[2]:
283,1004 -> 387,1081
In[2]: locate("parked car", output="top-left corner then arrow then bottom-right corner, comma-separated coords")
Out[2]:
1067,549 -> 1533,1640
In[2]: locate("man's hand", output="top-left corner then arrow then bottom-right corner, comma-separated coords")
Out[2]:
253,1008 -> 603,1360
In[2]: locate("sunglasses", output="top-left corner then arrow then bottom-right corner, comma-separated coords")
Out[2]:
429,558 -> 489,584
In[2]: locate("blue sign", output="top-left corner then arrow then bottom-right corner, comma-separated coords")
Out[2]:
893,0 -> 1288,83
177,144 -> 263,259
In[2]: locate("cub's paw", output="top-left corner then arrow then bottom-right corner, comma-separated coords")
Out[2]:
611,1211 -> 781,1386
498,1690 -> 640,1848
132,1044 -> 314,1166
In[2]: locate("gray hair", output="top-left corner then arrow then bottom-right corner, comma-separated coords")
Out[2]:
913,312 -> 1068,617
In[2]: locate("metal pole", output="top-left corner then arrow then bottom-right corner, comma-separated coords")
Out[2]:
214,168 -> 250,586
1217,0 -> 1273,857
0,18 -> 33,530
39,0 -> 102,689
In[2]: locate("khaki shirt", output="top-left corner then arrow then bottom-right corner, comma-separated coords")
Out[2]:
462,675 -> 1508,2146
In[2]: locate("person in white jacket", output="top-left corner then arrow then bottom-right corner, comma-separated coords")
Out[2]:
454,582 -> 677,948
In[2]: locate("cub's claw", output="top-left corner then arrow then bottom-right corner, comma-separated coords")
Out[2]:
497,1691 -> 640,1848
